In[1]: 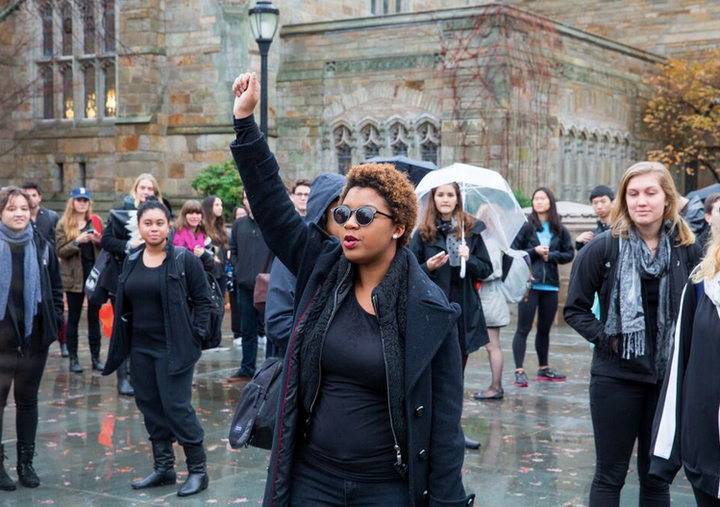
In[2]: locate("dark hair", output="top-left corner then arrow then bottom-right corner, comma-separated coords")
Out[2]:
21,182 -> 42,195
202,195 -> 228,249
340,163 -> 417,247
0,186 -> 31,213
705,193 -> 720,215
292,179 -> 312,194
137,196 -> 171,222
528,187 -> 562,236
589,185 -> 615,202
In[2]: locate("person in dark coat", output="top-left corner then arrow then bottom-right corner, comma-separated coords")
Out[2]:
102,198 -> 212,497
230,72 -> 475,507
563,162 -> 700,507
100,173 -> 163,396
0,187 -> 64,491
678,194 -> 706,236
650,245 -> 720,506
511,187 -> 574,387
694,192 -> 720,253
21,182 -> 59,248
227,189 -> 273,381
265,173 -> 346,359
409,182 -> 493,449
575,185 -> 615,251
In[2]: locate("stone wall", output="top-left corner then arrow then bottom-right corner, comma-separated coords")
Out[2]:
275,4 -> 660,199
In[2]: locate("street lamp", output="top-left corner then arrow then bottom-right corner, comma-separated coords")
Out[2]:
248,1 -> 280,137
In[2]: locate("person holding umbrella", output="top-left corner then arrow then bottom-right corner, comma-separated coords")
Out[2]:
410,182 -> 493,449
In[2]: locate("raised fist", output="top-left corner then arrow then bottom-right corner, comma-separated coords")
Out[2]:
232,72 -> 260,119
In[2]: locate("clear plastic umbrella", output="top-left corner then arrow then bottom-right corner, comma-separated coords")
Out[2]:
415,163 -> 527,278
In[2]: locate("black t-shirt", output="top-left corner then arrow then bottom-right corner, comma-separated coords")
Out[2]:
0,244 -> 26,349
301,291 -> 399,482
124,258 -> 166,348
79,222 -> 96,282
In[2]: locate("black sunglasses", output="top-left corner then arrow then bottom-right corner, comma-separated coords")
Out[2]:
331,205 -> 393,227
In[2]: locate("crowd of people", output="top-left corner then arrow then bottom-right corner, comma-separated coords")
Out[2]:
0,70 -> 719,506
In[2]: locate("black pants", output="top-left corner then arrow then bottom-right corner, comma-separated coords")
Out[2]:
237,288 -> 259,376
0,347 -> 49,445
589,374 -> 669,507
289,459 -> 409,506
512,289 -> 557,369
694,486 -> 720,506
66,291 -> 101,356
230,288 -> 242,339
131,347 -> 204,446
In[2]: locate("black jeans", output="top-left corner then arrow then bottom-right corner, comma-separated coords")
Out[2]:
237,288 -> 259,376
512,289 -> 558,369
66,291 -> 101,357
289,459 -> 409,506
694,486 -> 720,506
589,374 -> 670,507
0,347 -> 49,445
131,347 -> 204,446
230,288 -> 242,339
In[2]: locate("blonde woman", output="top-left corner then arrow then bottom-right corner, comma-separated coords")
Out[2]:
649,225 -> 720,506
564,162 -> 700,507
55,187 -> 103,373
100,173 -> 162,396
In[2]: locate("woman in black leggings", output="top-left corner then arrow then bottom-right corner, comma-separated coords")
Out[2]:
0,187 -> 64,491
511,187 -> 574,387
564,162 -> 700,507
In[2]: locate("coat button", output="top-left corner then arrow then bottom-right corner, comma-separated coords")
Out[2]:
414,405 -> 425,418
418,448 -> 428,461
422,490 -> 429,501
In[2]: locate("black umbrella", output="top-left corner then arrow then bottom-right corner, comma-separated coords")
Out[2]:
686,183 -> 720,201
362,156 -> 437,187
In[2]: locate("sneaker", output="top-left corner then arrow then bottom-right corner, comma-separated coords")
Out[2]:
232,337 -> 243,347
514,371 -> 529,388
536,367 -> 566,382
226,369 -> 253,383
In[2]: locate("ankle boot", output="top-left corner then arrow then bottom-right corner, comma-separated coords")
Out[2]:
60,342 -> 69,358
16,443 -> 40,488
0,444 -> 16,491
132,440 -> 176,489
177,444 -> 208,497
116,360 -> 134,396
69,354 -> 83,373
464,436 -> 481,450
91,352 -> 104,372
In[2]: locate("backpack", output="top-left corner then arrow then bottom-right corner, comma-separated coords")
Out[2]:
175,248 -> 225,350
228,356 -> 284,450
499,249 -> 532,303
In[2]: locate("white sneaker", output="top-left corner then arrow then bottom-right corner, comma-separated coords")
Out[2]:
233,337 -> 243,347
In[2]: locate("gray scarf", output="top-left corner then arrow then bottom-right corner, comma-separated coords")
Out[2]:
0,222 -> 42,339
437,216 -> 462,267
604,225 -> 673,373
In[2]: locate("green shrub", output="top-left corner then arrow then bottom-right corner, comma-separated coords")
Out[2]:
191,159 -> 243,220
513,190 -> 532,209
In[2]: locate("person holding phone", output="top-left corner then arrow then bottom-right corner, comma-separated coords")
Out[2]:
55,187 -> 104,373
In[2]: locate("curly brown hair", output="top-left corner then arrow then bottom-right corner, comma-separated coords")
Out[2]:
340,163 -> 417,247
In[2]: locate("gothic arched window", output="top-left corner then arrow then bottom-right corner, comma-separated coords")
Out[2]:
418,121 -> 440,165
389,122 -> 409,157
41,1 -> 53,58
334,126 -> 353,175
361,124 -> 381,160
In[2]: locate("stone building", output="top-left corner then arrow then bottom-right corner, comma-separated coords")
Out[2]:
0,0 -> 718,210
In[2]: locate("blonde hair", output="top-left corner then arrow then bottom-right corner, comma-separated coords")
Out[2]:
130,173 -> 162,208
57,197 -> 94,242
610,161 -> 694,247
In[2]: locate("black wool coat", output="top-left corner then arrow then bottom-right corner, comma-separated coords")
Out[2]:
102,243 -> 212,376
409,222 -> 493,353
511,221 -> 574,288
230,115 -> 475,507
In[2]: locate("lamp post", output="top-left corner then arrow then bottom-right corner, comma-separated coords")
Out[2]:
248,1 -> 280,138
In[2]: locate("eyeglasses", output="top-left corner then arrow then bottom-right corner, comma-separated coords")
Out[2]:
331,205 -> 393,227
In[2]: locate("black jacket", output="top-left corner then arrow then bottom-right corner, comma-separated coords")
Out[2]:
102,243 -> 212,376
410,221 -> 493,353
230,115 -> 474,507
563,231 -> 701,383
681,196 -> 706,236
229,215 -> 272,291
511,221 -> 574,288
650,280 -> 720,498
99,200 -> 138,296
575,220 -> 610,251
0,233 -> 64,354
265,173 -> 346,355
31,206 -> 60,247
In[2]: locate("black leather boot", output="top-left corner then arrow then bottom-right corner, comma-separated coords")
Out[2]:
90,346 -> 104,371
16,443 -> 40,488
69,354 -> 83,373
464,436 -> 481,450
132,440 -> 177,489
0,444 -> 16,491
116,359 -> 134,396
177,444 -> 208,497
60,342 -> 69,358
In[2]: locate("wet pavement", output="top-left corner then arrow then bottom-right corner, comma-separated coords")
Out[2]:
0,317 -> 697,506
